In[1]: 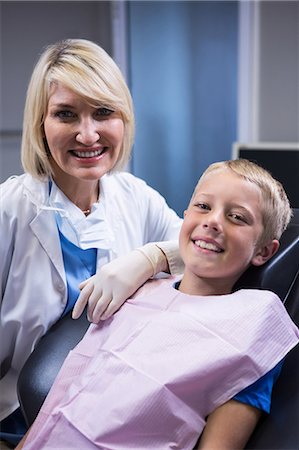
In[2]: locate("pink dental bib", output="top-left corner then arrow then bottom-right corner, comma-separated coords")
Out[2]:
24,277 -> 299,449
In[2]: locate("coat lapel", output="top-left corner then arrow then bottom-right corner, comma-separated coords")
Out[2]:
30,208 -> 66,284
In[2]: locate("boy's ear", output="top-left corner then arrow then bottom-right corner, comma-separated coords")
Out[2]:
183,210 -> 187,217
251,239 -> 280,266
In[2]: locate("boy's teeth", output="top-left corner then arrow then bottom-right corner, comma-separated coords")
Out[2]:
194,240 -> 222,252
73,150 -> 102,158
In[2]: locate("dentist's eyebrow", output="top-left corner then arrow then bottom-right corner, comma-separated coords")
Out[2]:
49,102 -> 75,108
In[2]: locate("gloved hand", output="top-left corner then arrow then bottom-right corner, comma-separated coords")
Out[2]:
72,243 -> 169,323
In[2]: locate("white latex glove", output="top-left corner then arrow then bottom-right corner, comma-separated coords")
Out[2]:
72,243 -> 168,323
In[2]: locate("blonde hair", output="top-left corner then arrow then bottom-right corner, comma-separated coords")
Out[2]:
191,159 -> 292,244
21,39 -> 135,178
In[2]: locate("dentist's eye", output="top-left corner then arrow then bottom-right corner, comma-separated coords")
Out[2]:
97,107 -> 114,116
54,110 -> 76,120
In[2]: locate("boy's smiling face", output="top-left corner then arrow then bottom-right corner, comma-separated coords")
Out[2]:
179,168 -> 278,296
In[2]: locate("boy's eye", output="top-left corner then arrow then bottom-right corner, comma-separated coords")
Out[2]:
97,107 -> 114,116
196,203 -> 210,211
229,213 -> 247,223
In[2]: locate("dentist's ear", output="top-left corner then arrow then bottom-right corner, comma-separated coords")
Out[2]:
251,239 -> 280,267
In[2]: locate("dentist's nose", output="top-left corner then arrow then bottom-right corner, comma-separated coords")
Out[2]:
76,118 -> 100,146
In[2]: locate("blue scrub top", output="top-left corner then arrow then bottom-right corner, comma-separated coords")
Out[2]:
58,229 -> 97,316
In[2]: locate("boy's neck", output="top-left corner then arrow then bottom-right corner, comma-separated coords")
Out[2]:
178,273 -> 234,297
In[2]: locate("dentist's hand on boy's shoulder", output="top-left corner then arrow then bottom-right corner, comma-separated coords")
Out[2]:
72,248 -> 157,323
72,242 -> 175,323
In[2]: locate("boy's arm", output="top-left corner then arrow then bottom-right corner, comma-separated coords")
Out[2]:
197,399 -> 261,450
15,427 -> 32,450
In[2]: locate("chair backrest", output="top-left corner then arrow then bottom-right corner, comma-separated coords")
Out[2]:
17,210 -> 299,449
245,275 -> 299,449
18,307 -> 90,427
240,209 -> 299,449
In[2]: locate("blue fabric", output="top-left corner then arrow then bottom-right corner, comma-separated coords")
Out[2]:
233,359 -> 284,413
0,407 -> 28,445
49,180 -> 97,316
58,229 -> 97,316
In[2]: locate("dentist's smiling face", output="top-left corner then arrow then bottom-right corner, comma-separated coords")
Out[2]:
44,83 -> 125,185
179,168 -> 267,295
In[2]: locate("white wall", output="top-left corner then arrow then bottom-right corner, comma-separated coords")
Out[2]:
238,0 -> 299,143
258,1 -> 299,142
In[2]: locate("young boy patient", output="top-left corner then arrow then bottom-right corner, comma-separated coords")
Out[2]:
19,159 -> 299,449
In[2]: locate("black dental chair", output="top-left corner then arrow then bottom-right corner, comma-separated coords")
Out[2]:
17,210 -> 299,449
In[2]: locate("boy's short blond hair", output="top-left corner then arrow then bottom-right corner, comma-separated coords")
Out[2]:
191,159 -> 292,245
21,39 -> 135,178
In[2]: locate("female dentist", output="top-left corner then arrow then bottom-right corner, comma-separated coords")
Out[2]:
0,38 -> 183,446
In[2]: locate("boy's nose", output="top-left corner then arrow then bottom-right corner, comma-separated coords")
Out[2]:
202,212 -> 223,233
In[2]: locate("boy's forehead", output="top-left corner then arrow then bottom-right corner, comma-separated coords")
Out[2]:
193,167 -> 262,202
195,167 -> 230,191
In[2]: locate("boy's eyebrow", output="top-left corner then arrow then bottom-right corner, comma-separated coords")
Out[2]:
230,204 -> 255,216
192,192 -> 213,201
193,191 -> 211,197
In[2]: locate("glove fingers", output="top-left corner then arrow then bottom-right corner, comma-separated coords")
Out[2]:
100,299 -> 122,320
72,281 -> 95,319
90,291 -> 113,323
97,284 -> 141,321
87,287 -> 107,322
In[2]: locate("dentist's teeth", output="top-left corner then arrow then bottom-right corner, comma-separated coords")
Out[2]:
194,240 -> 222,253
73,149 -> 102,158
